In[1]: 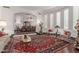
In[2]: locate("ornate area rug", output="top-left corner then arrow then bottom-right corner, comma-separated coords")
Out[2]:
2,35 -> 71,53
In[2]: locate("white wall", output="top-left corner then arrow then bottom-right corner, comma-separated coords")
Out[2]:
0,6 -> 36,35
0,7 -> 2,18
72,6 -> 79,37
41,6 -> 79,37
0,6 -> 79,37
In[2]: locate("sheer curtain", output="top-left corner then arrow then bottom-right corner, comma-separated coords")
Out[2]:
64,9 -> 69,30
56,11 -> 61,27
50,14 -> 54,29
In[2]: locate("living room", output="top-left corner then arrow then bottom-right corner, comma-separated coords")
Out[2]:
0,6 -> 79,53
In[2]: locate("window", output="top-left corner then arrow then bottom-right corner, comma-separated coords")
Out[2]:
44,14 -> 48,28
64,9 -> 69,29
15,15 -> 21,25
0,20 -> 7,31
56,12 -> 61,26
50,14 -> 54,28
73,7 -> 79,30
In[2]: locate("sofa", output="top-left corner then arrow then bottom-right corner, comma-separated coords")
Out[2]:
0,35 -> 10,52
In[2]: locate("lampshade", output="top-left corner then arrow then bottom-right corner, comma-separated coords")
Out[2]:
55,25 -> 60,28
0,21 -> 7,27
37,20 -> 41,25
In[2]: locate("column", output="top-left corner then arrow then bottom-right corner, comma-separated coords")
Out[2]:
41,14 -> 45,32
53,12 -> 57,27
60,10 -> 64,28
0,6 -> 2,19
68,7 -> 73,29
50,14 -> 54,29
47,14 -> 50,29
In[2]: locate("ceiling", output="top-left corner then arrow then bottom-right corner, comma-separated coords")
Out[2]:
2,6 -> 56,12
18,6 -> 56,11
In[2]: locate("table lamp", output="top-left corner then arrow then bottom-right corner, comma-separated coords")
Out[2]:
0,21 -> 7,32
55,25 -> 60,37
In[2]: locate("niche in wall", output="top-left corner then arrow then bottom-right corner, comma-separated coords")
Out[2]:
14,12 -> 37,34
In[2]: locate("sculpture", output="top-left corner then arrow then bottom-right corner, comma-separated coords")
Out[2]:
22,35 -> 31,42
74,19 -> 79,49
75,19 -> 79,37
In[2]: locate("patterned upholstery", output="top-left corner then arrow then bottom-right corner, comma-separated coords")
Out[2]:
0,31 -> 5,37
0,35 -> 10,52
64,31 -> 71,38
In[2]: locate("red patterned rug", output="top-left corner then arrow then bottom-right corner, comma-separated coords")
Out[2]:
3,35 -> 70,53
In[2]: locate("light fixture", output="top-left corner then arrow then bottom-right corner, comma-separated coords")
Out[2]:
0,21 -> 7,27
37,20 -> 41,25
0,21 -> 7,32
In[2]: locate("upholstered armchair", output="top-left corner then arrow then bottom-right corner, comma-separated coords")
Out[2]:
64,31 -> 71,38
